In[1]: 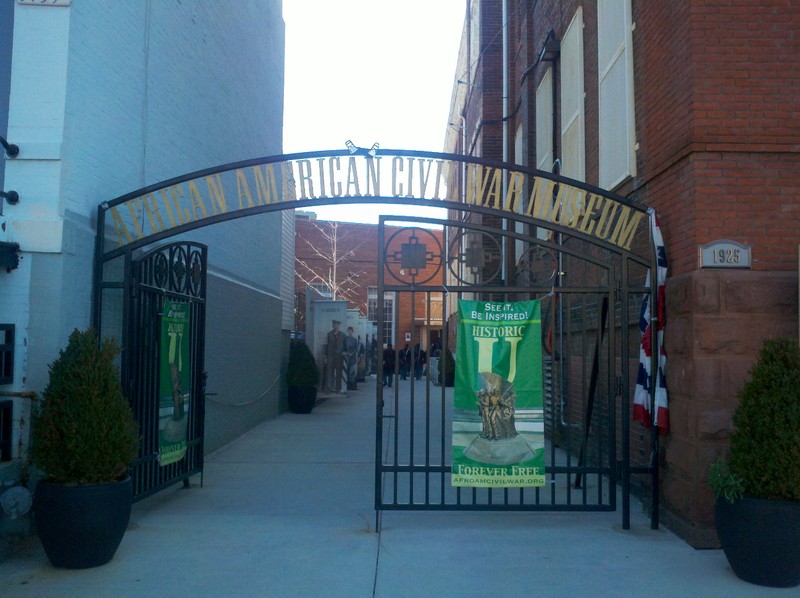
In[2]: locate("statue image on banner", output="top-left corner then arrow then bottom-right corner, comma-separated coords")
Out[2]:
159,300 -> 190,466
463,372 -> 535,465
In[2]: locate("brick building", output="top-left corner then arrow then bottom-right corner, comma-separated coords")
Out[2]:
446,0 -> 800,546
294,214 -> 445,352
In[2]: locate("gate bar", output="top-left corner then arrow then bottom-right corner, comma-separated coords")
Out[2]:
574,295 -> 609,489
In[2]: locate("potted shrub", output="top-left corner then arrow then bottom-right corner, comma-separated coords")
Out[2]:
709,337 -> 800,588
439,348 -> 456,387
286,340 -> 319,413
30,329 -> 139,569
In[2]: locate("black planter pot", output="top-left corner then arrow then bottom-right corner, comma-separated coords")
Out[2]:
34,475 -> 133,569
715,496 -> 800,588
288,385 -> 317,414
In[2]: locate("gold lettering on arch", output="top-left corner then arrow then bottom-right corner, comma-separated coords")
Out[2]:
102,153 -> 645,252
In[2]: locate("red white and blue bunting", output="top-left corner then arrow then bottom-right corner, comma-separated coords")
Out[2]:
633,209 -> 669,434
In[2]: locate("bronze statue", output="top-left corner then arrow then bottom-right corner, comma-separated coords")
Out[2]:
476,372 -> 518,440
463,372 -> 533,465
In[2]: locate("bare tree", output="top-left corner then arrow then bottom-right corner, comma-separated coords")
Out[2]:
295,220 -> 367,307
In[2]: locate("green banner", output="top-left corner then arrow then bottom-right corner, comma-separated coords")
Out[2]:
452,300 -> 545,487
159,300 -> 191,466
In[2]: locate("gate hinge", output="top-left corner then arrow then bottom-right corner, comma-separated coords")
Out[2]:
616,376 -> 623,398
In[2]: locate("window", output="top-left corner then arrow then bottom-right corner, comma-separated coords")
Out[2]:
560,7 -> 586,183
367,287 -> 378,322
308,283 -> 332,299
536,67 -> 554,173
535,67 -> 556,241
0,324 -> 13,385
598,0 -> 636,189
367,287 -> 394,346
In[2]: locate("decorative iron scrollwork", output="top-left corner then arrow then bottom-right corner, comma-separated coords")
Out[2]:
170,246 -> 188,292
140,242 -> 206,298
384,227 -> 443,286
188,250 -> 204,296
513,245 -> 558,287
153,252 -> 169,288
447,230 -> 502,286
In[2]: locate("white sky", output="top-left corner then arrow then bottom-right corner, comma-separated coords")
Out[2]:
282,0 -> 466,224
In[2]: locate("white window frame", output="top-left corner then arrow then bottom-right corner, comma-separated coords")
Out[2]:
309,283 -> 332,299
560,7 -> 586,183
598,0 -> 637,189
367,286 -> 394,346
535,67 -> 555,240
536,67 -> 554,173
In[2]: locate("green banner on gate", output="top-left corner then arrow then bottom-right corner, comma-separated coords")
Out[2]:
452,299 -> 545,487
159,300 -> 191,466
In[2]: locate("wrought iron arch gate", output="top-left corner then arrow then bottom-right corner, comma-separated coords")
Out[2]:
375,213 -> 657,530
91,149 -> 660,519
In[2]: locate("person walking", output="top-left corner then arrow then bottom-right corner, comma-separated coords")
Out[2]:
372,334 -> 379,375
382,343 -> 396,387
357,334 -> 366,382
399,343 -> 411,380
363,334 -> 371,378
414,343 -> 427,380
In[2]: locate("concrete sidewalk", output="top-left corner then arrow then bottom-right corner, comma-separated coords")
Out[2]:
1,378 -> 790,597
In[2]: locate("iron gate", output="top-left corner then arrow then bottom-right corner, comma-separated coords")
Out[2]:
375,215 -> 656,529
124,241 -> 208,501
90,149 -> 662,516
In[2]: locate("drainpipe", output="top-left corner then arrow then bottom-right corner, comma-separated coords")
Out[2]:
460,114 -> 467,199
502,0 -> 508,165
502,0 -> 510,285
461,0 -> 469,168
460,0 -> 470,193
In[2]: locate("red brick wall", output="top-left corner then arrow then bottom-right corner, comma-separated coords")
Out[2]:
632,0 -> 800,545
294,218 -> 444,347
448,0 -> 800,547
633,0 -> 800,275
690,0 -> 799,152
465,0 -> 504,159
632,0 -> 695,189
295,219 -> 376,317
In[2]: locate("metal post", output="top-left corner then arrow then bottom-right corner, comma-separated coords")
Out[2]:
375,221 -> 386,516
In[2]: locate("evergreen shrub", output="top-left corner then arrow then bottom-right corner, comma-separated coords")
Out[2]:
712,337 -> 800,502
30,329 -> 139,485
287,340 -> 319,387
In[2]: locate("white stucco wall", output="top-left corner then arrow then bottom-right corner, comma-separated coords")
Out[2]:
0,1 -> 286,478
